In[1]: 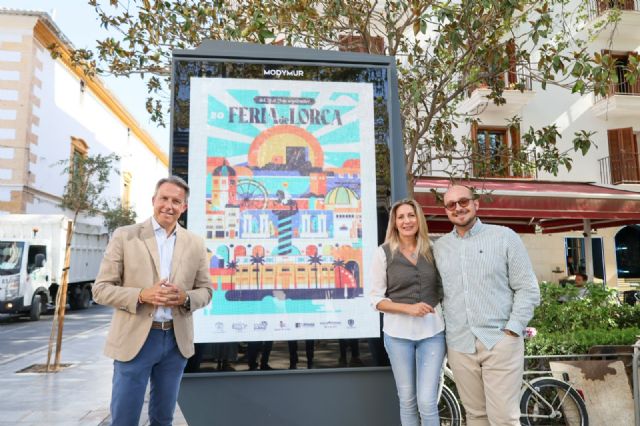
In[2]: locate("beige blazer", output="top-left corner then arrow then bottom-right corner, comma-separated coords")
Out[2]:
93,218 -> 212,361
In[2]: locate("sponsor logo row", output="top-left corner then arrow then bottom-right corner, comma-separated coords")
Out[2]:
214,319 -> 356,333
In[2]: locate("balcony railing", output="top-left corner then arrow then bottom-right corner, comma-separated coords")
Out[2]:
588,0 -> 640,19
598,154 -> 640,184
472,149 -> 536,179
594,64 -> 640,102
466,62 -> 533,97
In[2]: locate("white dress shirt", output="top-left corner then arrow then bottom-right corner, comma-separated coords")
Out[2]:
151,217 -> 177,322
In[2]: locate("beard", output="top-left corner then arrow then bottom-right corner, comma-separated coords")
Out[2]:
452,212 -> 477,229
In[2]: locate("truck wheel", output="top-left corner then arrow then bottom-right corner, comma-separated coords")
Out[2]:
69,286 -> 91,310
29,294 -> 42,321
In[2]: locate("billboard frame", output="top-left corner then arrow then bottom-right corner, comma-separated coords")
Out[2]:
170,40 -> 406,425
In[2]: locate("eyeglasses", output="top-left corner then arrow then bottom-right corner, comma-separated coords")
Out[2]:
444,198 -> 471,211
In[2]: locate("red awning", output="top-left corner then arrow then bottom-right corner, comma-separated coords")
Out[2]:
414,177 -> 640,234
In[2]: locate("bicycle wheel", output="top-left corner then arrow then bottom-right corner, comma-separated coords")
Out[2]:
439,384 -> 462,426
520,377 -> 589,426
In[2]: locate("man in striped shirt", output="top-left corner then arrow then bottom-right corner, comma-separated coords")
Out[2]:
434,184 -> 540,426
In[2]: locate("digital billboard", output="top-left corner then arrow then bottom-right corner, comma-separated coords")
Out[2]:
170,41 -> 405,343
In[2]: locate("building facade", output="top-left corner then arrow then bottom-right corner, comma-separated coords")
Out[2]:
431,2 -> 640,290
0,9 -> 168,222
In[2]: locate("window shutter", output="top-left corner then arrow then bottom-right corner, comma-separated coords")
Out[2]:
471,122 -> 480,176
507,39 -> 517,86
608,127 -> 638,183
510,123 -> 525,177
338,35 -> 385,54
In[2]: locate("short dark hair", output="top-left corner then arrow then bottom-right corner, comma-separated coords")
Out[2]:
154,175 -> 190,198
575,273 -> 588,281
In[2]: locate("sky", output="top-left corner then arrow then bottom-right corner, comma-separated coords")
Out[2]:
0,0 -> 170,152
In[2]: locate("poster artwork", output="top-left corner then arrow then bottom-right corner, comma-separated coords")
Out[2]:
188,77 -> 379,342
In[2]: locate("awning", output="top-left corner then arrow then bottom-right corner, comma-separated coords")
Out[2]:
414,177 -> 640,234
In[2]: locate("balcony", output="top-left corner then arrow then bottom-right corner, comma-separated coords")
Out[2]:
598,154 -> 640,184
472,148 -> 536,179
458,63 -> 535,116
587,0 -> 640,43
588,0 -> 640,18
592,70 -> 640,119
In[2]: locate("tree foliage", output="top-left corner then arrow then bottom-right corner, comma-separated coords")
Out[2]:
62,0 -> 638,189
57,153 -> 120,220
525,282 -> 640,355
101,200 -> 137,234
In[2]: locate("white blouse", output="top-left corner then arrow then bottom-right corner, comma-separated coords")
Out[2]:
369,245 -> 445,340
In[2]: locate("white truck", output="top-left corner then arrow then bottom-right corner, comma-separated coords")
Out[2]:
0,214 -> 108,320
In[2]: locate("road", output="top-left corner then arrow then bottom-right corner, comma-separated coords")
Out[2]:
0,303 -> 113,366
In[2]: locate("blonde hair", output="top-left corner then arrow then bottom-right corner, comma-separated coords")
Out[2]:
384,198 -> 433,262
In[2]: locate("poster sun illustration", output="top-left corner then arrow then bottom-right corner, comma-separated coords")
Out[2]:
189,78 -> 379,342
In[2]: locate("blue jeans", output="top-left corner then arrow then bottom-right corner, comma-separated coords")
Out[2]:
111,329 -> 188,426
384,332 -> 446,426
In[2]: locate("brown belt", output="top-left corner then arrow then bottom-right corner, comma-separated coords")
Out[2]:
151,320 -> 173,330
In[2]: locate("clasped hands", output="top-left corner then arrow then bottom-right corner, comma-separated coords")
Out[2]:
406,302 -> 435,317
139,278 -> 186,307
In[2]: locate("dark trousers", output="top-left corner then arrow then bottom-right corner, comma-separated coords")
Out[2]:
247,341 -> 273,369
111,329 -> 187,426
288,340 -> 314,368
339,339 -> 360,359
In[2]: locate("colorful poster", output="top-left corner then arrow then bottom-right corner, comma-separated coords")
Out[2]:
188,77 -> 379,342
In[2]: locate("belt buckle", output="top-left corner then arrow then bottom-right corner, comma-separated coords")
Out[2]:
161,321 -> 171,331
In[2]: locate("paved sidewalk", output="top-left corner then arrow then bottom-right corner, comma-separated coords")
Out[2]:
0,322 -> 186,425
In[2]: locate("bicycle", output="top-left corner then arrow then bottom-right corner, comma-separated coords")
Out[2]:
437,360 -> 589,426
436,359 -> 462,426
519,370 -> 589,425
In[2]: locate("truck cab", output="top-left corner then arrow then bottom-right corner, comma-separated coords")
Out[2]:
0,239 -> 50,320
0,214 -> 108,321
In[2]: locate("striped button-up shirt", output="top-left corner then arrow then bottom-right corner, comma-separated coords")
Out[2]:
434,219 -> 540,353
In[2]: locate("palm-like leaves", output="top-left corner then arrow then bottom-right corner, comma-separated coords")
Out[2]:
250,255 -> 265,289
308,254 -> 323,288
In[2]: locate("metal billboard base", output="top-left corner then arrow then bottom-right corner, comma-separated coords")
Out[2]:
178,367 -> 398,426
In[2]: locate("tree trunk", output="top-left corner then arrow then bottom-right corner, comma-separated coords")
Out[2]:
46,220 -> 73,372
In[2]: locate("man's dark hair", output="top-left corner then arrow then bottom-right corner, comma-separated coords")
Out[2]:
575,273 -> 588,281
155,175 -> 190,198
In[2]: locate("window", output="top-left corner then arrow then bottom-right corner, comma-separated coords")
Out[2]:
471,123 -> 529,178
615,225 -> 640,279
565,237 -> 605,283
69,137 -> 88,181
122,171 -> 132,209
467,39 -> 532,95
602,51 -> 640,95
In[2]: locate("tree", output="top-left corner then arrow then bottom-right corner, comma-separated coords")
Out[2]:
46,153 -> 120,372
249,254 -> 265,288
226,260 -> 238,287
102,200 -> 137,235
66,0 -> 638,191
308,254 -> 324,288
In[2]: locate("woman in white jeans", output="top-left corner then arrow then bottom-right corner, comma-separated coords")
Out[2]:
370,198 -> 445,426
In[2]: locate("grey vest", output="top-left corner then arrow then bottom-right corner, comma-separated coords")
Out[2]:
383,244 -> 442,306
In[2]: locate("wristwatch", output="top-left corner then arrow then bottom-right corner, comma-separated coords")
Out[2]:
183,294 -> 191,310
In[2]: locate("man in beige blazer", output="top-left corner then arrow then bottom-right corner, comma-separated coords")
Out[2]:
93,176 -> 212,426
